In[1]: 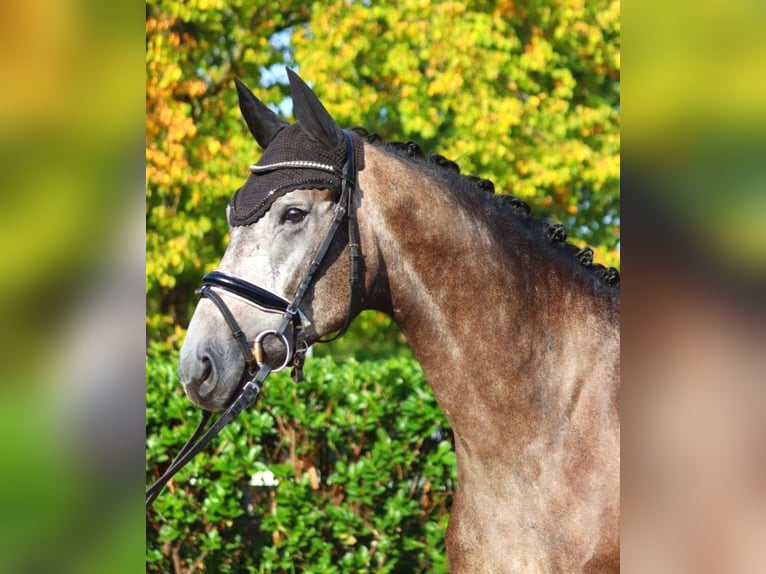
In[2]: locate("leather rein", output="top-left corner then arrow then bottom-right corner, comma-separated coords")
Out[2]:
146,131 -> 362,506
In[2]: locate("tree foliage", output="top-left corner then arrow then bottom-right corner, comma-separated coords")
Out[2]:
146,0 -> 312,344
294,0 -> 620,235
146,0 -> 620,347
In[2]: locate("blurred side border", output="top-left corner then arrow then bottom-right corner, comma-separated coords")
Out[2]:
623,0 -> 766,570
0,0 -> 145,572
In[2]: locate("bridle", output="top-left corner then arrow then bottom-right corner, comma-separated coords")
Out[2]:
146,131 -> 362,506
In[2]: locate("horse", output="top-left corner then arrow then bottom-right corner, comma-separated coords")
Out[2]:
178,69 -> 620,573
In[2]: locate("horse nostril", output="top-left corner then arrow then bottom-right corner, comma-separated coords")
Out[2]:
178,341 -> 227,408
200,356 -> 212,382
192,355 -> 218,399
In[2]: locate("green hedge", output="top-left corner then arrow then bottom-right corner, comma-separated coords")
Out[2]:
146,345 -> 455,573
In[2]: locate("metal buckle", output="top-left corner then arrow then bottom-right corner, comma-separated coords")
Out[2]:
252,330 -> 293,372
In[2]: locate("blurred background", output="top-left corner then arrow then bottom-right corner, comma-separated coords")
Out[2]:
623,0 -> 766,570
0,0 -> 143,573
0,0 -> 762,571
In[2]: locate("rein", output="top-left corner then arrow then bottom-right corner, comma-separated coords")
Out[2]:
147,131 -> 361,507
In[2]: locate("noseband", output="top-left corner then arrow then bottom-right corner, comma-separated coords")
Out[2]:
147,131 -> 361,506
195,271 -> 303,379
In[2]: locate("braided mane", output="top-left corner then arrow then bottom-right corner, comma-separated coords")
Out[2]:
350,127 -> 620,290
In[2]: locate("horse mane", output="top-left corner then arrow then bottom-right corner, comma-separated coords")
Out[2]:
349,127 -> 620,293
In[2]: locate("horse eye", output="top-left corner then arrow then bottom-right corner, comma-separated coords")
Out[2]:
283,207 -> 307,224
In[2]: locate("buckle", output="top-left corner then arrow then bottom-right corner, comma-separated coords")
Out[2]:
252,330 -> 293,372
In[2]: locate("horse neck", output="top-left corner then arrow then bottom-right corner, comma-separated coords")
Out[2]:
358,145 -> 619,443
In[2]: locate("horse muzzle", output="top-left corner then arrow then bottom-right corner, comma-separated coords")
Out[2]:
196,271 -> 309,381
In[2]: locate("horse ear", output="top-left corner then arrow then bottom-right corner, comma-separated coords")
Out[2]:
287,68 -> 343,149
235,77 -> 287,148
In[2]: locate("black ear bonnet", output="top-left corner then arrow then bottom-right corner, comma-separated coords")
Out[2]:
228,124 -> 365,226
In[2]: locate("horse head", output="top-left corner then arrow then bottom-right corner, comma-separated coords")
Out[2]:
179,70 -> 366,411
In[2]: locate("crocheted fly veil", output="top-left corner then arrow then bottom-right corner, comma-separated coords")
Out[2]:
229,123 -> 364,226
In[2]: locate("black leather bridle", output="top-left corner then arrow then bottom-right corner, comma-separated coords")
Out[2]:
146,131 -> 362,506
